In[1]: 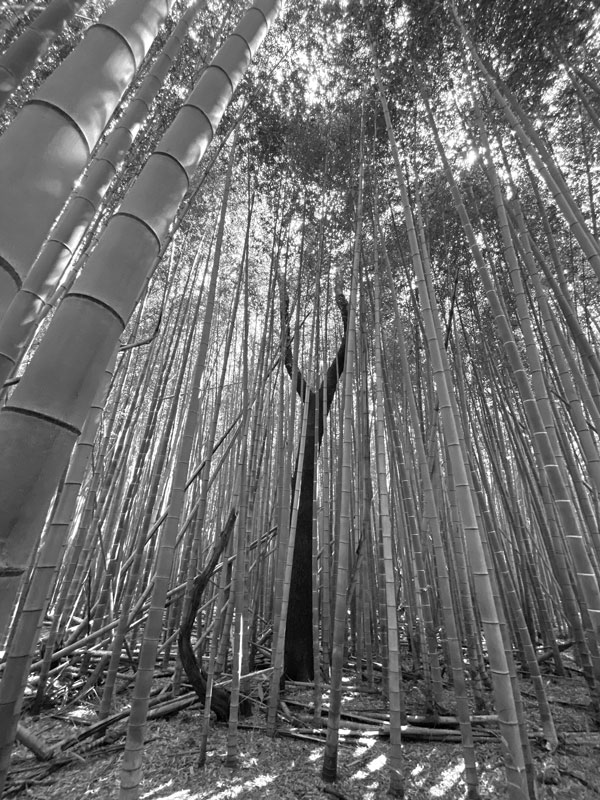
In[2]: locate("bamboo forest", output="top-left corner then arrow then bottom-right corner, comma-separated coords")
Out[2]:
3,0 -> 600,798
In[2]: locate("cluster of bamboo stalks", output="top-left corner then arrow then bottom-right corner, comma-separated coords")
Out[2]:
0,1 -> 599,799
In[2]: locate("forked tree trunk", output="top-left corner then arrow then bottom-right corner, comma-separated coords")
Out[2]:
282,290 -> 348,681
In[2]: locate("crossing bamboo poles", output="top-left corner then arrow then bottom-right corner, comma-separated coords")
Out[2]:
197,242 -> 248,765
0,0 -> 283,645
0,350 -> 116,796
172,132 -> 239,699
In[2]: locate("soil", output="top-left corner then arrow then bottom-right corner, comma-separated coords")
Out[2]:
5,659 -> 600,800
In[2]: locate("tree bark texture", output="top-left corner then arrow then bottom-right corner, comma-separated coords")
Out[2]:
177,509 -> 238,722
283,291 -> 348,681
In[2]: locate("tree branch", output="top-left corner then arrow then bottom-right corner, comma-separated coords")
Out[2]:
178,508 -> 237,721
282,287 -> 310,402
317,291 -> 349,441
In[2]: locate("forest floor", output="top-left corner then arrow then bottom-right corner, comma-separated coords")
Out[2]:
5,652 -> 600,800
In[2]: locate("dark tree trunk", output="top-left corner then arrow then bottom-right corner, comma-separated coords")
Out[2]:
284,389 -> 317,681
178,509 -> 240,721
283,292 -> 348,681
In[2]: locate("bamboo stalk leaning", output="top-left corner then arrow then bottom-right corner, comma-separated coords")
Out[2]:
0,0 -> 177,315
